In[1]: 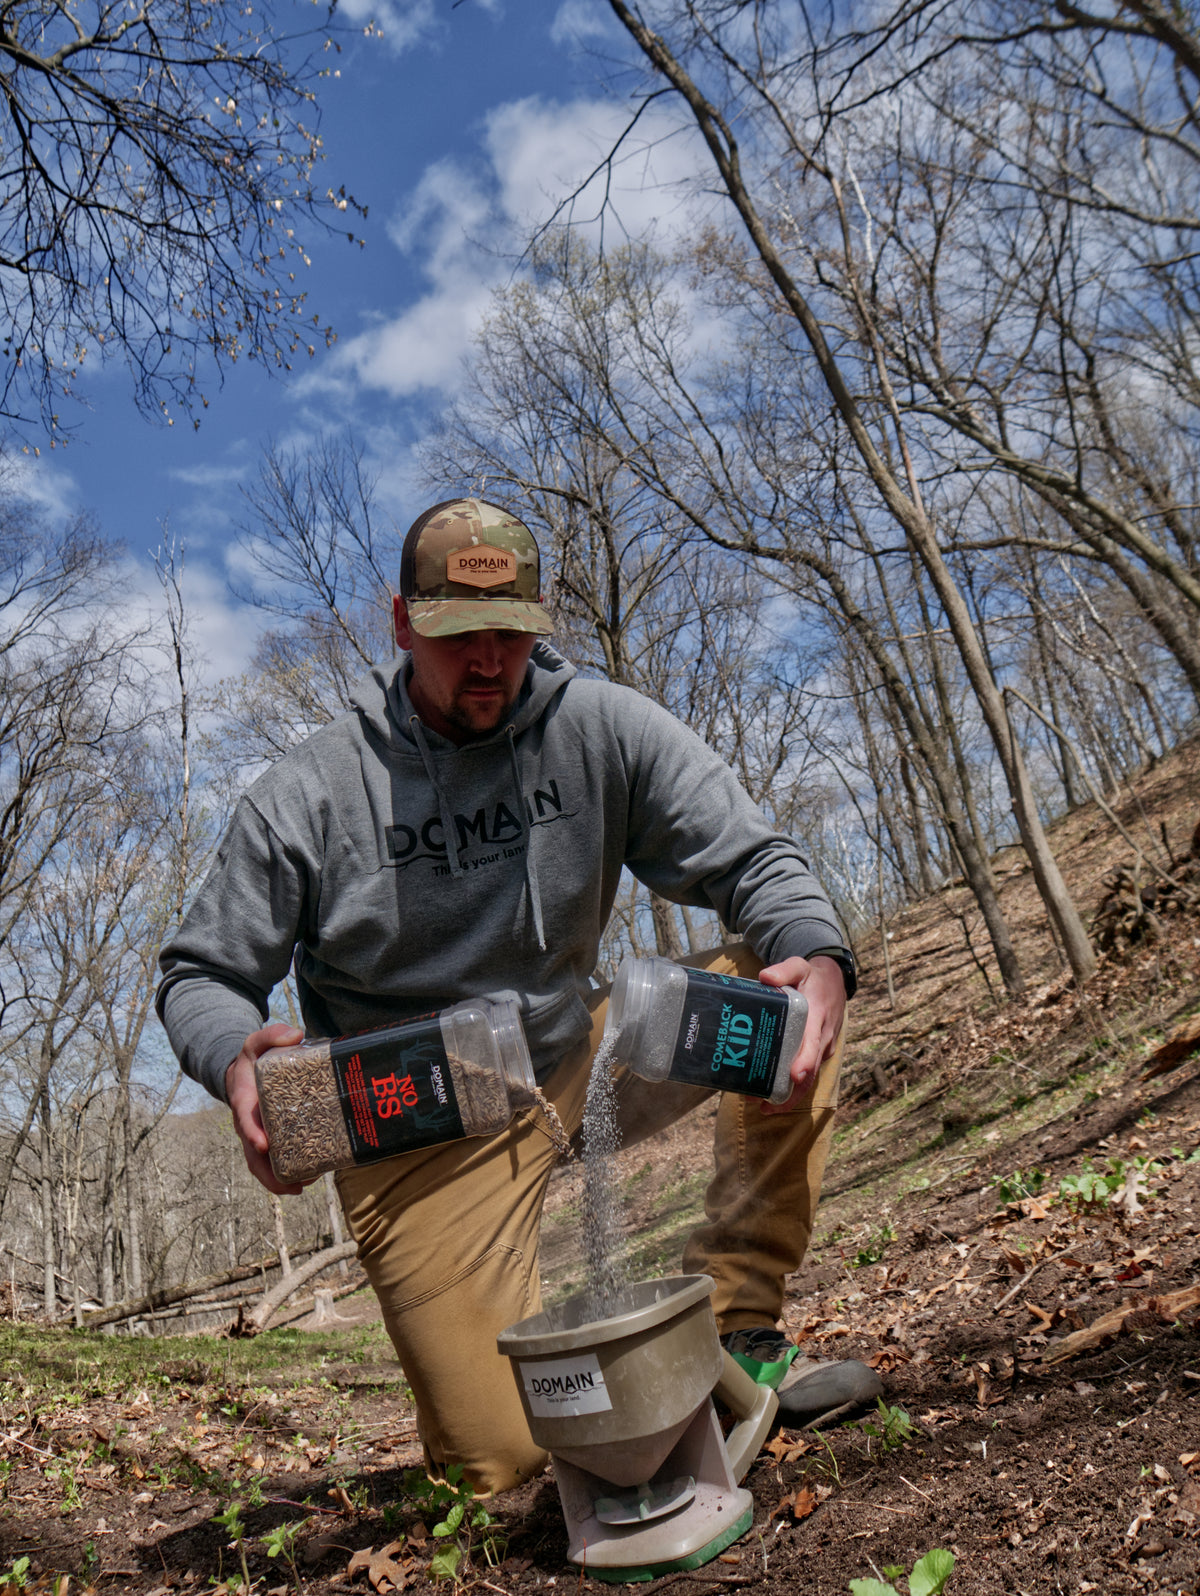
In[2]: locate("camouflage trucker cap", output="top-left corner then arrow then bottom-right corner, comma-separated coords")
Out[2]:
399,498 -> 554,638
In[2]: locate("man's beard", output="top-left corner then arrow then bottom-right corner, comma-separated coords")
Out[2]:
442,678 -> 519,740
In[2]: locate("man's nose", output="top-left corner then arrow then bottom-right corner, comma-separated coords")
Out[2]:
467,633 -> 504,673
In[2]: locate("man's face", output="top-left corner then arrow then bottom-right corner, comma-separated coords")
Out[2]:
393,597 -> 536,744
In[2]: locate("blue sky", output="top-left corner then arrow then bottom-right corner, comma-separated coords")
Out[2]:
15,0 -> 703,683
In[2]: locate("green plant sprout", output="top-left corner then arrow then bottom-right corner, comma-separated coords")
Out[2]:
0,1557 -> 30,1594
860,1399 -> 916,1458
850,1547 -> 955,1596
1058,1155 -> 1163,1211
261,1520 -> 303,1589
991,1167 -> 1047,1204
45,1461 -> 82,1514
213,1500 -> 254,1594
851,1222 -> 896,1269
403,1465 -> 505,1583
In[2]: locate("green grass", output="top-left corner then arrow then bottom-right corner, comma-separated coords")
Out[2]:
0,1318 -> 392,1401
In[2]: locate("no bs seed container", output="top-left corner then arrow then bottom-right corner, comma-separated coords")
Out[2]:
255,997 -> 538,1184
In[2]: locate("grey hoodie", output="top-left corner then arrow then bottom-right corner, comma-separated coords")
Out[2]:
156,642 -> 849,1101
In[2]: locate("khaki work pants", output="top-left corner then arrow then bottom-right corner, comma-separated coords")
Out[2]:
336,945 -> 843,1495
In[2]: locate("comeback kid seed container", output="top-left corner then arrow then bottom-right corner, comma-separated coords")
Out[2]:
602,956 -> 807,1105
255,997 -> 538,1184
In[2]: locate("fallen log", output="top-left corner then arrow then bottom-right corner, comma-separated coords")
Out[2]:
72,1236 -> 336,1330
231,1241 -> 360,1336
1041,1280 -> 1200,1363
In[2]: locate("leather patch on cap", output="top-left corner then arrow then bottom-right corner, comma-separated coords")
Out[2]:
446,544 -> 517,589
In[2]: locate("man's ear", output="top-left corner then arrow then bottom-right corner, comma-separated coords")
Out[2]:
393,594 -> 414,650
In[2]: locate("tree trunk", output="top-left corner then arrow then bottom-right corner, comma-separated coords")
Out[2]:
238,1241 -> 359,1336
39,1083 -> 56,1318
324,1173 -> 349,1278
271,1196 -> 291,1278
649,891 -> 686,959
605,0 -> 1094,983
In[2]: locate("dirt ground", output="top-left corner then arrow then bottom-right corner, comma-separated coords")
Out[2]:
2,742 -> 1199,1596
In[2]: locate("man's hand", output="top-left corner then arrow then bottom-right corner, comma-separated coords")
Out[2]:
757,955 -> 847,1113
225,1023 -> 307,1195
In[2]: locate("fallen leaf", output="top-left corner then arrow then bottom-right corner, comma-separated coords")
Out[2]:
364,1546 -> 409,1593
774,1484 -> 820,1522
1142,1014 -> 1200,1079
1115,1262 -> 1147,1283
329,1486 -> 357,1515
764,1432 -> 811,1465
867,1347 -> 911,1372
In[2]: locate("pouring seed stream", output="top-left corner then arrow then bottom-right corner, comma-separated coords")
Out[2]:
581,1035 -> 629,1321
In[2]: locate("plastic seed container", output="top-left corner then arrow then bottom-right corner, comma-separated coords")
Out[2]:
255,996 -> 537,1183
602,957 -> 807,1105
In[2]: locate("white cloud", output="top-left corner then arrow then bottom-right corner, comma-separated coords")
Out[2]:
334,0 -> 501,56
550,1 -> 616,47
335,0 -> 438,56
114,541 -> 267,689
168,460 -> 250,490
483,95 -> 699,241
343,278 -> 495,396
1,451 -> 80,521
336,93 -> 707,400
386,158 -> 493,265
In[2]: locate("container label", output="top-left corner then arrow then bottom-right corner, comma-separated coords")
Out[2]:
519,1354 -> 612,1417
669,969 -> 789,1097
330,1021 -> 466,1163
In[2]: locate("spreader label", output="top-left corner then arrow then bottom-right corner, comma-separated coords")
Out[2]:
519,1354 -> 612,1417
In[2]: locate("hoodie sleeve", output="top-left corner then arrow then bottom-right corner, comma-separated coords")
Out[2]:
156,795 -> 313,1102
617,692 -> 851,973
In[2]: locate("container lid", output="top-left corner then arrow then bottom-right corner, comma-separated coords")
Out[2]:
602,955 -> 660,1062
484,995 -> 537,1095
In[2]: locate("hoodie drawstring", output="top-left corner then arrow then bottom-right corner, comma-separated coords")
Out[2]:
506,724 -> 546,952
409,716 -> 466,878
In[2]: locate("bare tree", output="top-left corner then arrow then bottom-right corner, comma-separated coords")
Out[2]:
216,436 -> 399,774
0,0 -> 364,437
441,230 -> 1032,992
604,0 -> 1105,982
